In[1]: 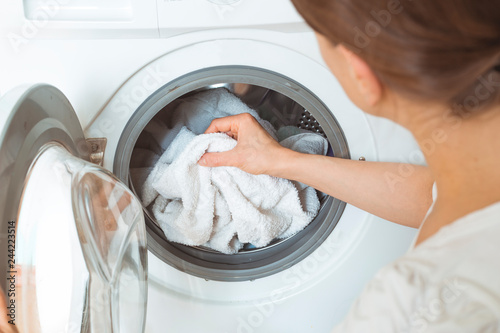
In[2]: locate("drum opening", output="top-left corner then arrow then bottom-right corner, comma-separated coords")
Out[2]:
114,66 -> 349,281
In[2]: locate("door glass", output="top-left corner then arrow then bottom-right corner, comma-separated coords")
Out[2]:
15,143 -> 147,333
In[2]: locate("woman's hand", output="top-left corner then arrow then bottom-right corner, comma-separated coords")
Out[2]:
198,113 -> 293,176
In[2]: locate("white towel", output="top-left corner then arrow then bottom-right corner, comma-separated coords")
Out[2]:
142,126 -> 327,254
135,88 -> 328,254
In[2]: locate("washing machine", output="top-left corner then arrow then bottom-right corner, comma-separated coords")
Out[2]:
0,1 -> 421,332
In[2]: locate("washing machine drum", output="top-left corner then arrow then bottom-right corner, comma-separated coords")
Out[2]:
113,67 -> 351,282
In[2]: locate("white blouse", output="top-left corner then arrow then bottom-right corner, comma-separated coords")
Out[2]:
332,186 -> 500,332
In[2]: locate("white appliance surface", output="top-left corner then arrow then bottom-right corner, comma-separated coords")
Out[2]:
0,1 -> 421,332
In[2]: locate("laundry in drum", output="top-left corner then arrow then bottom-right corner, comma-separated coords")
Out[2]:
130,88 -> 329,254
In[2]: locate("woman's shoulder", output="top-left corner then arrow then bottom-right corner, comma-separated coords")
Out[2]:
397,202 -> 500,326
333,203 -> 500,332
421,201 -> 500,250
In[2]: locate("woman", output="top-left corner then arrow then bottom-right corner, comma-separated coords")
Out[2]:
199,0 -> 500,331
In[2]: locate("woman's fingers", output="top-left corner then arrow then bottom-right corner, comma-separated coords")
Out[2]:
204,113 -> 259,136
198,151 -> 236,167
204,115 -> 240,134
200,113 -> 281,174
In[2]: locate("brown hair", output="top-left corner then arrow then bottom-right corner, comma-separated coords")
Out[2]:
291,0 -> 500,113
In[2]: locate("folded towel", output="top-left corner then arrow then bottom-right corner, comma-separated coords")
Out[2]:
134,88 -> 328,254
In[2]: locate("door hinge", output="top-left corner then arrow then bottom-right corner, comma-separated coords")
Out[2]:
86,138 -> 107,166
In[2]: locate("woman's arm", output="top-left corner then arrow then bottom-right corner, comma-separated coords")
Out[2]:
199,113 -> 434,228
274,153 -> 434,228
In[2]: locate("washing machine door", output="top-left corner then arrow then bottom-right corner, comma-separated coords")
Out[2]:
0,85 -> 148,333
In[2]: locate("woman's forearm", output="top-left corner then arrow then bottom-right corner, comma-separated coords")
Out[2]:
271,149 -> 434,228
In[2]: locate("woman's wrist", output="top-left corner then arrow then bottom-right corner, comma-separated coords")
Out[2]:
266,147 -> 302,179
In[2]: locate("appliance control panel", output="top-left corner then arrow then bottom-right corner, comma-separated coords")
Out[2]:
7,0 -> 158,38
157,0 -> 304,37
6,0 -> 305,39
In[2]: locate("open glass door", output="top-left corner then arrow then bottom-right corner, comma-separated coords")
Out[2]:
0,85 -> 148,332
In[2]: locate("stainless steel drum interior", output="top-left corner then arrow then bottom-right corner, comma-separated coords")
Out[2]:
113,66 -> 350,281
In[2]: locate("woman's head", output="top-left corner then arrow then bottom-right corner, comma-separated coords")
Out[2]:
291,0 -> 500,115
